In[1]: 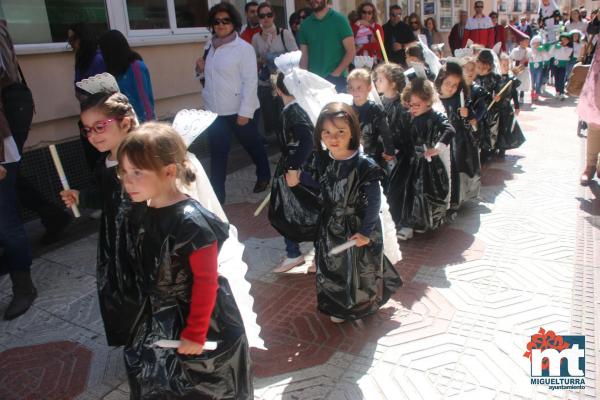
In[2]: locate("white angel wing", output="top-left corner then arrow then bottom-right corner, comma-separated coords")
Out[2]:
369,81 -> 383,107
422,46 -> 441,77
283,68 -> 338,124
76,72 -> 119,95
354,55 -> 375,70
454,47 -> 474,59
179,153 -> 266,350
172,109 -> 218,147
379,184 -> 402,264
274,50 -> 302,75
492,42 -> 502,55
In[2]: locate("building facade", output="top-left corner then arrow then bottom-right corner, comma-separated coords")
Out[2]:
2,0 -> 595,151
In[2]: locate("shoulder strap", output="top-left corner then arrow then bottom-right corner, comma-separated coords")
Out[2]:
279,28 -> 288,53
17,64 -> 27,87
131,60 -> 154,121
203,44 -> 211,60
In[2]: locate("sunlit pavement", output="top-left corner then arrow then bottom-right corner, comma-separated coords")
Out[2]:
0,93 -> 598,400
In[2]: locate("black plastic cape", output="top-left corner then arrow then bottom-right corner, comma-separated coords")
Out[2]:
441,93 -> 481,209
268,103 -> 320,243
124,199 -> 253,400
495,75 -> 526,150
78,156 -> 142,346
301,150 -> 402,320
387,109 -> 452,231
475,73 -> 502,151
468,83 -> 489,145
354,101 -> 396,169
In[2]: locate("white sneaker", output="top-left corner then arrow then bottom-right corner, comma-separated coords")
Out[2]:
330,316 -> 345,323
273,255 -> 305,273
396,227 -> 414,240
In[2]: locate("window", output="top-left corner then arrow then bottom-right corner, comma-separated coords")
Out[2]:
1,0 -> 109,45
125,0 -> 210,34
126,0 -> 169,30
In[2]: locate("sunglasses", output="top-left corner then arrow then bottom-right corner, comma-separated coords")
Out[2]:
391,13 -> 402,17
81,119 -> 118,138
362,10 -> 373,15
258,12 -> 273,19
213,17 -> 232,26
410,21 -> 418,24
475,5 -> 483,8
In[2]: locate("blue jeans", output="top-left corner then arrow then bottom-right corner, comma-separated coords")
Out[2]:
202,112 -> 271,204
530,67 -> 543,93
0,162 -> 32,272
284,237 -> 301,258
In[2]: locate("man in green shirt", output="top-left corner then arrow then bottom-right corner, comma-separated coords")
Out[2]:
298,0 -> 355,92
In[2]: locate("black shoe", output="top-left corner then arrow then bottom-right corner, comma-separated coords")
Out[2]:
40,211 -> 72,245
4,271 -> 37,320
497,149 -> 506,158
253,180 -> 270,193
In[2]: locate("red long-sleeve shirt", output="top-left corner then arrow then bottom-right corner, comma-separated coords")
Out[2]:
462,16 -> 495,49
180,241 -> 219,345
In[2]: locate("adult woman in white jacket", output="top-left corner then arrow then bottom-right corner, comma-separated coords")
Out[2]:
195,2 -> 271,204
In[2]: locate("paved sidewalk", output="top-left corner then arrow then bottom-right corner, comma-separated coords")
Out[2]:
0,96 -> 598,400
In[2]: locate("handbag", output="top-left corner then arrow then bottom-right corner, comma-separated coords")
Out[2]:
566,62 -> 590,97
1,64 -> 34,152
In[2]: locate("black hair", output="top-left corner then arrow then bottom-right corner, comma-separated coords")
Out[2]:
245,1 -> 259,13
208,2 -> 243,33
98,30 -> 142,76
406,44 -> 425,62
68,23 -> 100,74
289,11 -> 300,26
314,103 -> 361,151
275,72 -> 291,96
389,4 -> 401,13
434,62 -> 470,98
477,49 -> 495,66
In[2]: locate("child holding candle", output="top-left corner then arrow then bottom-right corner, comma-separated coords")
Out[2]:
285,102 -> 402,323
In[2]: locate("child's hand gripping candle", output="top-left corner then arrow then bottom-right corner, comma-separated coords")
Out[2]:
306,102 -> 402,323
49,145 -> 81,218
118,123 -> 252,396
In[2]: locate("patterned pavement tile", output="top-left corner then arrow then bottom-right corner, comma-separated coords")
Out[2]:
2,94 -> 598,400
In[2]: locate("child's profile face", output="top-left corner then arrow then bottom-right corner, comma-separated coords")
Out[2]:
476,60 -> 491,75
408,94 -> 430,117
463,62 -> 476,82
499,59 -> 509,74
440,74 -> 461,98
374,73 -> 393,94
119,155 -> 167,203
81,108 -> 128,154
347,78 -> 371,104
560,37 -> 569,46
321,118 -> 352,157
572,33 -> 580,42
520,39 -> 530,48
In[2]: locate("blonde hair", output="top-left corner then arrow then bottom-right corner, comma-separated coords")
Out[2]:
347,68 -> 372,84
117,122 -> 196,185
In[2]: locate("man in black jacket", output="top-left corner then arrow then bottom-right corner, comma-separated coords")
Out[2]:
382,5 -> 416,67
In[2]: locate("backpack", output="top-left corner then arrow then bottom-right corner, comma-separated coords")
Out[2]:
1,65 -> 34,152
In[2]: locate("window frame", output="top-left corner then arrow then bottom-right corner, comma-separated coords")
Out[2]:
14,0 -> 215,55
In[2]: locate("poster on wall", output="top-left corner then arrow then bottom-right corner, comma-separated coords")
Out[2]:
424,2 -> 435,15
454,0 -> 463,8
440,0 -> 451,9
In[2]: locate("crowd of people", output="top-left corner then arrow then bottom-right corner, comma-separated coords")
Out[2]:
1,0 -> 600,398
